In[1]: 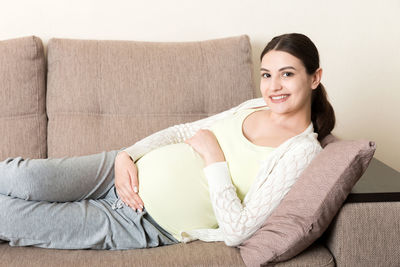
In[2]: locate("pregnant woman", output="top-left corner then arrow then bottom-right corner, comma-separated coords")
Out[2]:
0,33 -> 335,249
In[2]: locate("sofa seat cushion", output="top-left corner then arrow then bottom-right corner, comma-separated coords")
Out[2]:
274,241 -> 335,267
0,36 -> 47,160
46,36 -> 255,157
0,240 -> 334,267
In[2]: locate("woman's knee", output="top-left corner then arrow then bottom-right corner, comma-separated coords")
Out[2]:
2,158 -> 55,200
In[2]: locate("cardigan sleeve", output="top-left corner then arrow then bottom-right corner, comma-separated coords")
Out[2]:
204,140 -> 322,247
122,98 -> 266,162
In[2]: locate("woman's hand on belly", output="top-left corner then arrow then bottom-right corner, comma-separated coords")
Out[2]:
114,151 -> 144,212
185,129 -> 226,167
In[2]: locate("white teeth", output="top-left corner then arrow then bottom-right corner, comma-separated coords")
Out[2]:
271,95 -> 288,100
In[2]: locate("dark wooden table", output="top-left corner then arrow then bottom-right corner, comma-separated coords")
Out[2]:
346,158 -> 400,203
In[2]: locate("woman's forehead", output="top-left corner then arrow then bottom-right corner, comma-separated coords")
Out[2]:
261,50 -> 304,70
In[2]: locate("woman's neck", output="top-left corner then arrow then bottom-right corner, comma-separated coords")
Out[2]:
267,108 -> 312,135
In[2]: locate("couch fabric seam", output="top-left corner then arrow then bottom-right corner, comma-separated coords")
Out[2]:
32,36 -> 43,158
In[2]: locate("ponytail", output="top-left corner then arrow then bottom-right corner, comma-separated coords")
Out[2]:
311,83 -> 335,141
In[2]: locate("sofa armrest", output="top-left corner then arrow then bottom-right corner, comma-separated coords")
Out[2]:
324,201 -> 400,266
323,158 -> 400,266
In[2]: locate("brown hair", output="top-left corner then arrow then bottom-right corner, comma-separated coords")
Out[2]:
260,33 -> 335,141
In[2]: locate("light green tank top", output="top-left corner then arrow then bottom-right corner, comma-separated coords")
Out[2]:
135,106 -> 274,241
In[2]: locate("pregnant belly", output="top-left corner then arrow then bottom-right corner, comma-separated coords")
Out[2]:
135,143 -> 218,240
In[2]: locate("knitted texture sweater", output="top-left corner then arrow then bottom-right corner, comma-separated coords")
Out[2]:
123,98 -> 322,247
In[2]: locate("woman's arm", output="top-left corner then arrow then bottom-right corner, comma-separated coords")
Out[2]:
204,141 -> 322,246
121,98 -> 266,162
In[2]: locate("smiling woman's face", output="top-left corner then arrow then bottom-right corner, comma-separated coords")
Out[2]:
260,50 -> 320,118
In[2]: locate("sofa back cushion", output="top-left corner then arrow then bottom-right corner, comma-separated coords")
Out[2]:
46,35 -> 255,157
0,36 -> 47,160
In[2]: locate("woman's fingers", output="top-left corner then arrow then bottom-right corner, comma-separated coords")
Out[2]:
117,180 -> 143,211
115,174 -> 143,211
184,129 -> 225,166
120,186 -> 141,211
127,167 -> 145,209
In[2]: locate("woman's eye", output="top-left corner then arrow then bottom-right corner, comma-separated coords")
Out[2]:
261,73 -> 270,78
282,72 -> 294,77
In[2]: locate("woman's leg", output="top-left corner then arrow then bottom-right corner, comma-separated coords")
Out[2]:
0,188 -> 178,249
0,150 -> 120,202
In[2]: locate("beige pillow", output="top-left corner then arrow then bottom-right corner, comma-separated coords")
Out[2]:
239,135 -> 376,266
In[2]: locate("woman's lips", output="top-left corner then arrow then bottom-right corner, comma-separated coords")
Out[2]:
270,94 -> 290,103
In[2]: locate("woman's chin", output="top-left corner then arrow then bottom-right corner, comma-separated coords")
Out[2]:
268,104 -> 291,115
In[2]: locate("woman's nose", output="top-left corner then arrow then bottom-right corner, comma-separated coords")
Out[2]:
269,76 -> 282,91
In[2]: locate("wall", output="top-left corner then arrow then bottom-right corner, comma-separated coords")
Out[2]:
1,0 -> 399,171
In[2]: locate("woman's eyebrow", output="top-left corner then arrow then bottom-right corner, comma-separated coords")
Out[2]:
260,66 -> 296,72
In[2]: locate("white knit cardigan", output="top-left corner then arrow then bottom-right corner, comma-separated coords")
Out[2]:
123,97 -> 322,247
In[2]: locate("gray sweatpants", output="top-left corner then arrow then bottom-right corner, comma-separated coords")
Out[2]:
0,150 -> 179,249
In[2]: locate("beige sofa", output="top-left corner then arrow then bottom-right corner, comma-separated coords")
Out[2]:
0,35 -> 399,267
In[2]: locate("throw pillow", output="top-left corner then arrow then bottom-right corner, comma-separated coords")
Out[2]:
239,135 -> 376,267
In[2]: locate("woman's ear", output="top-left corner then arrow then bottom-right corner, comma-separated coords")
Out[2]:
311,68 -> 323,90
